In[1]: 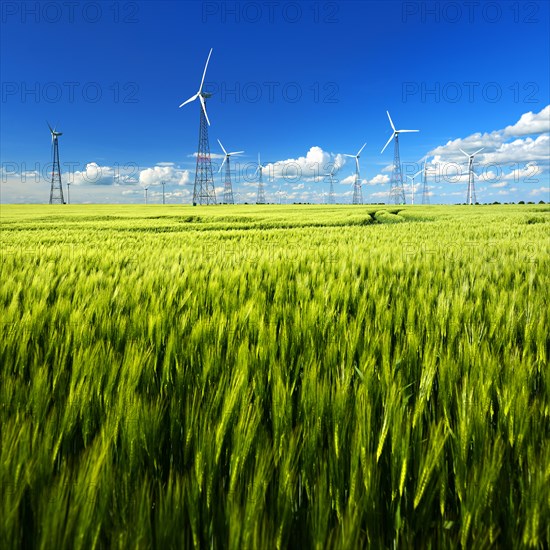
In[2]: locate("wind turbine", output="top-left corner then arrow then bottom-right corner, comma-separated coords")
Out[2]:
422,156 -> 430,205
406,169 -> 422,205
254,153 -> 266,205
179,47 -> 212,125
178,48 -> 216,205
381,111 -> 419,205
460,147 -> 484,205
275,182 -> 287,204
344,143 -> 366,205
144,186 -> 149,205
218,139 -> 244,205
47,122 -> 65,204
322,164 -> 339,204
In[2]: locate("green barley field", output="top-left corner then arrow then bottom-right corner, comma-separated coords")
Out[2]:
1,204 -> 548,549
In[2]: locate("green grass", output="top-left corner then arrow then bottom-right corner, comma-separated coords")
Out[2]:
1,204 -> 549,548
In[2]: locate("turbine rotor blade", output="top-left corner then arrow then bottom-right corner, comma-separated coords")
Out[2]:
228,150 -> 244,156
459,148 -> 470,158
386,111 -> 396,132
397,129 -> 419,133
381,133 -> 395,154
472,147 -> 485,156
199,94 -> 210,126
179,93 -> 199,108
343,154 -> 355,158
199,48 -> 213,93
357,142 -> 367,156
217,139 -> 227,156
218,156 -> 226,173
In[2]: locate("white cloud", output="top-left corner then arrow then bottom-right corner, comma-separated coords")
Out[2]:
529,187 -> 550,197
263,146 -> 346,182
139,165 -> 191,187
501,162 -> 543,183
340,174 -> 355,186
368,174 -> 390,185
481,135 -> 549,165
423,107 -> 550,202
504,105 -> 550,137
427,105 -> 550,169
70,162 -> 116,186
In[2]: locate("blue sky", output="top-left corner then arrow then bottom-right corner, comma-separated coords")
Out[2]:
1,0 -> 549,204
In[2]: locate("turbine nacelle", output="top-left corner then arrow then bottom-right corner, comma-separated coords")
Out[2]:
344,143 -> 366,174
254,153 -> 266,177
380,111 -> 419,154
459,147 -> 484,161
47,122 -> 63,143
218,139 -> 244,172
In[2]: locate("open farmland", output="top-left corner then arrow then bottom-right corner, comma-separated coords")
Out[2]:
0,204 -> 549,548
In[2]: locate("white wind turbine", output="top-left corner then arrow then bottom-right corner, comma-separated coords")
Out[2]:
321,164 -> 339,204
406,169 -> 422,205
460,147 -> 484,205
344,143 -> 366,205
218,139 -> 244,205
380,111 -> 419,154
381,111 -> 419,204
178,48 -> 213,125
254,153 -> 267,204
422,156 -> 431,205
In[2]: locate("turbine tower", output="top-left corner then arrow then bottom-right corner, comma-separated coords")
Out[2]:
162,181 -> 165,204
48,122 -> 65,204
460,148 -> 484,205
406,169 -> 422,205
381,111 -> 419,205
218,139 -> 244,205
422,157 -> 430,205
179,48 -> 216,205
255,153 -> 266,205
344,143 -> 366,205
144,186 -> 149,204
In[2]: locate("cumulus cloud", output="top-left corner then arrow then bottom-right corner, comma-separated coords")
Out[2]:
70,163 -> 116,186
368,174 -> 390,185
139,164 -> 191,187
263,146 -> 346,182
504,105 -> 550,137
427,105 -> 550,168
340,174 -> 355,186
501,162 -> 543,183
423,107 -> 550,200
481,135 -> 549,165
